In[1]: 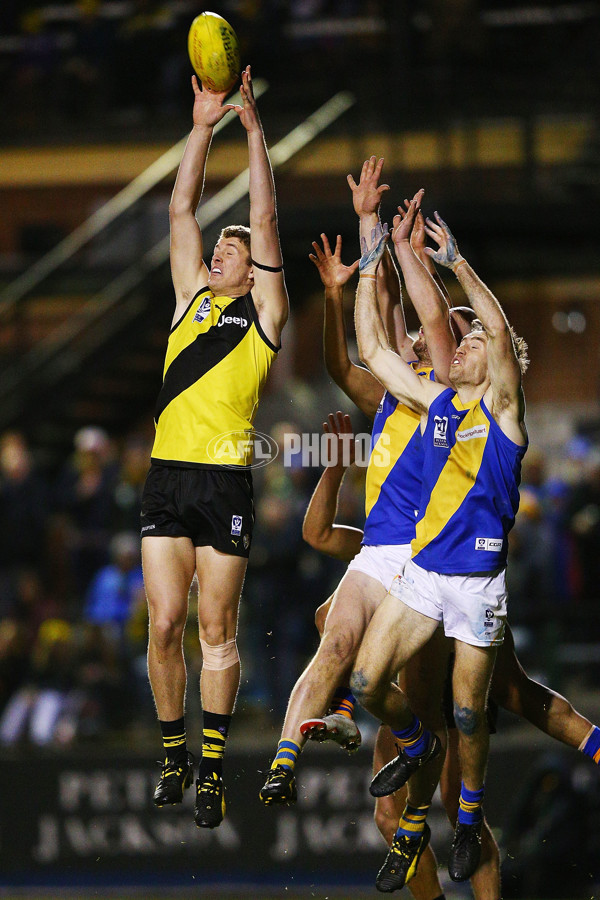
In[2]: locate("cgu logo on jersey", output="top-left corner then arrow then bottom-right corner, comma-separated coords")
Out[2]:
193,296 -> 212,324
218,314 -> 248,328
433,416 -> 449,448
475,537 -> 503,552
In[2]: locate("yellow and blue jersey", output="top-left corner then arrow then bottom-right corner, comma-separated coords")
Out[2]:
363,365 -> 434,546
151,287 -> 278,468
411,388 -> 527,574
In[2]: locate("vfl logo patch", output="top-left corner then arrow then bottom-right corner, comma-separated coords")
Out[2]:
231,515 -> 242,537
433,415 -> 449,448
475,537 -> 503,552
193,296 -> 212,324
457,424 -> 488,442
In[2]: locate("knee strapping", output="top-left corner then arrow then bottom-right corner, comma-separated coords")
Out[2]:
200,638 -> 240,671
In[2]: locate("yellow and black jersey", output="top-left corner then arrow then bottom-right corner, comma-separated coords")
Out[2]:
151,287 -> 279,468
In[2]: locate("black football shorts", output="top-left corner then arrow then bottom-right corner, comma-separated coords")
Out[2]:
140,464 -> 254,558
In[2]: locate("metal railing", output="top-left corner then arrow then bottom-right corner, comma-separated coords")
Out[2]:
0,89 -> 356,428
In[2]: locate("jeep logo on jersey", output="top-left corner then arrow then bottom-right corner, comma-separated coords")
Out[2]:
207,430 -> 279,469
433,415 -> 449,448
193,296 -> 212,323
217,314 -> 248,328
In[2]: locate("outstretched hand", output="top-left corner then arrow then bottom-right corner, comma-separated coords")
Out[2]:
226,65 -> 261,133
191,75 -> 233,127
359,221 -> 389,273
424,212 -> 463,269
391,189 -> 424,246
348,156 -> 390,218
309,234 -> 359,290
323,411 -> 356,468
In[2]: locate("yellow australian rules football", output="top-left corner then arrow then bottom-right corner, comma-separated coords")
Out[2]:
188,11 -> 240,92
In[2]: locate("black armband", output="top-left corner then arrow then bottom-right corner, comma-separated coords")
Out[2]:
251,259 -> 284,273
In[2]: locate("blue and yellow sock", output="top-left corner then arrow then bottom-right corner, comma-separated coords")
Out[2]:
392,714 -> 431,758
330,687 -> 356,719
580,725 -> 600,764
272,739 -> 301,771
457,781 -> 484,825
395,802 -> 430,841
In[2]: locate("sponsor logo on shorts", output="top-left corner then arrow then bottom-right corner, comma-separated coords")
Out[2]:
243,534 -> 250,550
433,415 -> 449,448
193,296 -> 212,324
231,515 -> 242,537
475,537 -> 503,552
457,424 -> 488,442
141,524 -> 156,533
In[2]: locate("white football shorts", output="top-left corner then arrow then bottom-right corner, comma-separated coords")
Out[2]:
346,543 -> 412,593
389,558 -> 507,647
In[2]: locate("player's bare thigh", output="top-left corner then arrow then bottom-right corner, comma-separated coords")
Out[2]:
193,545 -> 248,643
321,568 -> 388,657
142,535 -> 197,622
354,592 -> 440,692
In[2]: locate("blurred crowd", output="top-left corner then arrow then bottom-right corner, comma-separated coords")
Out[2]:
0,403 -> 600,750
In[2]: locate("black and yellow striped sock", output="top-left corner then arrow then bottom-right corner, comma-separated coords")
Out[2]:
159,716 -> 187,763
198,710 -> 231,781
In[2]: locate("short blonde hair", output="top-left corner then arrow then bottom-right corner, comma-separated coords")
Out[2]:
469,319 -> 529,374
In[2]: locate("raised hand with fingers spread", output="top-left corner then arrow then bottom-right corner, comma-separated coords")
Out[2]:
424,212 -> 463,270
309,234 -> 359,291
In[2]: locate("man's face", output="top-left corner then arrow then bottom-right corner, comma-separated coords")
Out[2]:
411,326 -> 430,363
208,238 -> 253,293
448,330 -> 489,388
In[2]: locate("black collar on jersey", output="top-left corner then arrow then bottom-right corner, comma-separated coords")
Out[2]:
251,259 -> 283,273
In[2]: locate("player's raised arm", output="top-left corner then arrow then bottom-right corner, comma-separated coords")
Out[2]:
302,412 -> 364,562
425,213 -> 528,444
169,76 -> 231,321
348,157 -> 414,361
391,192 -> 457,384
354,222 -> 444,415
230,66 -> 289,346
411,207 -> 451,302
310,233 -> 383,420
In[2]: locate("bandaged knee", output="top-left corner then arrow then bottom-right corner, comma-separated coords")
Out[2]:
200,638 -> 240,671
